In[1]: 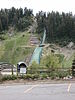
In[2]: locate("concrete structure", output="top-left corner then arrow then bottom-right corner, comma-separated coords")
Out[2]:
17,62 -> 27,74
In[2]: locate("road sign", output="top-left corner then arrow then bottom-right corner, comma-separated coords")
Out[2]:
20,68 -> 26,74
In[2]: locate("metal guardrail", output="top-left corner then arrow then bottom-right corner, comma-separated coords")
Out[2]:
27,68 -> 72,74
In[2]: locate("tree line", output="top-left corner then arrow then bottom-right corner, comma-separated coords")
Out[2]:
0,7 -> 33,33
36,11 -> 75,45
0,7 -> 75,45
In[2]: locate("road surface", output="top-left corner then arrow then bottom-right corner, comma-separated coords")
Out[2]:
0,83 -> 75,100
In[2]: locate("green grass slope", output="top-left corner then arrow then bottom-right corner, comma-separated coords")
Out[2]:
0,32 -> 34,65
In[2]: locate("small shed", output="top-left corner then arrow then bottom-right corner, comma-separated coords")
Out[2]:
17,62 -> 27,74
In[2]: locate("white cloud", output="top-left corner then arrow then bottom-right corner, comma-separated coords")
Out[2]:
0,0 -> 75,15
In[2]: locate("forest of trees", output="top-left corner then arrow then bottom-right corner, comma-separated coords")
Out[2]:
0,7 -> 33,32
0,7 -> 75,45
36,11 -> 75,45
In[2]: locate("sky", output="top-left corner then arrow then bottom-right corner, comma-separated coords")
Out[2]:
0,0 -> 75,15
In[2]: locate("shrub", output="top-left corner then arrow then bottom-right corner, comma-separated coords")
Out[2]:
1,75 -> 17,81
11,75 -> 17,80
57,71 -> 70,78
24,74 -> 33,79
32,74 -> 39,80
0,35 -> 6,40
27,61 -> 40,74
40,73 -> 48,79
18,74 -> 39,80
41,54 -> 61,69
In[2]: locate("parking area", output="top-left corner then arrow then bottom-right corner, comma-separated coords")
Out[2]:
0,83 -> 75,100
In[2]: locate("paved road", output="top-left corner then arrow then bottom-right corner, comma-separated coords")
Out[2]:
0,83 -> 75,100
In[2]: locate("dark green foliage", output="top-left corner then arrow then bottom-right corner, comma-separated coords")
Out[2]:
0,35 -> 6,40
18,74 -> 32,80
16,17 -> 31,31
36,11 -> 75,45
0,7 -> 33,33
1,75 -> 17,81
48,70 -> 70,79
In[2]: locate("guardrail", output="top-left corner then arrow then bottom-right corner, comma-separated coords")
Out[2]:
27,68 -> 72,74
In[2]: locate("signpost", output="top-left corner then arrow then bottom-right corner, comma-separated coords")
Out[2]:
17,62 -> 27,75
20,68 -> 26,74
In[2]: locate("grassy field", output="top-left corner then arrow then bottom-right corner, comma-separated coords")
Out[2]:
0,32 -> 34,65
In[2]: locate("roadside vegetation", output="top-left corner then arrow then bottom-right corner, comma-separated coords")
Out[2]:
0,54 -> 74,82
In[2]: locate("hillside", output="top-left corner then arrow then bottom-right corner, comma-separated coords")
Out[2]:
0,32 -> 36,65
0,31 -> 74,68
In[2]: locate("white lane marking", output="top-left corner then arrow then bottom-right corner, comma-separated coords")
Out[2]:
3,86 -> 9,88
67,83 -> 71,92
24,85 -> 39,93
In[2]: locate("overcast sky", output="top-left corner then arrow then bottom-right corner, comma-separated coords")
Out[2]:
0,0 -> 75,15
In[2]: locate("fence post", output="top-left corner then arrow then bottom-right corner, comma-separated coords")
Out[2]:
17,64 -> 18,76
12,66 -> 13,75
72,59 -> 75,77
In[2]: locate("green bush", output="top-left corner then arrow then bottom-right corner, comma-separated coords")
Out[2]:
47,69 -> 71,79
32,74 -> 39,80
0,75 -> 2,82
0,68 -> 71,82
0,35 -> 6,40
17,74 -> 39,80
2,75 -> 10,81
48,72 -> 58,79
40,73 -> 48,79
1,75 -> 17,81
41,54 -> 61,69
28,61 -> 40,74
11,75 -> 17,80
24,74 -> 33,79
57,71 -> 70,78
